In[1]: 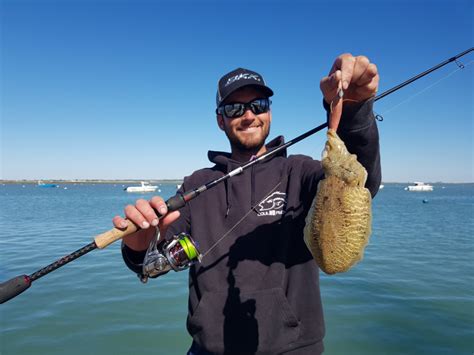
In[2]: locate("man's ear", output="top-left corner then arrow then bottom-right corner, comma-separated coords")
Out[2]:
217,115 -> 225,131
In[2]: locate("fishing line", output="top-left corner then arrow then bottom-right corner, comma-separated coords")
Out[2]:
200,181 -> 282,260
380,60 -> 473,116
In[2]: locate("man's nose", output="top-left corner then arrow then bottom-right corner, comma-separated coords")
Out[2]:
241,108 -> 256,120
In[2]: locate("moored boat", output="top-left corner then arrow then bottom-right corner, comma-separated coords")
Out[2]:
38,180 -> 59,188
404,182 -> 433,191
124,181 -> 158,193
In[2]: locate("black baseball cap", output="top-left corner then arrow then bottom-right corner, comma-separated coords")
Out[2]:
216,68 -> 274,108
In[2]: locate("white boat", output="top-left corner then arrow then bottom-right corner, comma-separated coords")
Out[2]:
404,182 -> 433,191
125,181 -> 158,193
379,184 -> 384,189
176,184 -> 182,190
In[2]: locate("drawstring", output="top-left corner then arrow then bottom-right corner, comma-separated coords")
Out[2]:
225,180 -> 231,218
250,154 -> 258,207
224,155 -> 259,218
224,163 -> 232,218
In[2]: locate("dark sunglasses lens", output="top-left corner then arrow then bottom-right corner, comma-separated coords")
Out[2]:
251,99 -> 268,114
222,98 -> 270,118
224,104 -> 244,118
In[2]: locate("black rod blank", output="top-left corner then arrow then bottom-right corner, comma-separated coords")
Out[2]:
375,48 -> 473,101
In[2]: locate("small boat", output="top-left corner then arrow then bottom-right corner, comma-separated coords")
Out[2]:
38,180 -> 59,188
176,184 -> 182,190
404,182 -> 433,191
379,184 -> 384,189
125,181 -> 158,193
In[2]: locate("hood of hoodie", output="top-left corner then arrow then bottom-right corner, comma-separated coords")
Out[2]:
207,135 -> 286,168
206,135 -> 287,217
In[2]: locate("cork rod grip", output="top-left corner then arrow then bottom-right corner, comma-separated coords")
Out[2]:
94,220 -> 138,249
93,193 -> 185,249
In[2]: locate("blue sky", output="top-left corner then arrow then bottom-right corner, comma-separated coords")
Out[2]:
1,0 -> 472,182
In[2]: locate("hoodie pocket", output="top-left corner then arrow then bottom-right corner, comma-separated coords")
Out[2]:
188,287 -> 300,354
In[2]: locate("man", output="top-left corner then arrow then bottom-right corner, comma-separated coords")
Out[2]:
114,53 -> 381,354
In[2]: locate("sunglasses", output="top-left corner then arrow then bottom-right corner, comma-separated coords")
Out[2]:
216,98 -> 271,119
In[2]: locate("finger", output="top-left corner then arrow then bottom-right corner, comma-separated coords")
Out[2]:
124,204 -> 151,229
320,71 -> 342,102
355,76 -> 379,99
320,71 -> 339,91
136,199 -> 159,227
113,215 -> 129,229
150,196 -> 168,218
351,56 -> 371,85
355,63 -> 378,87
337,53 -> 356,90
332,70 -> 342,87
158,210 -> 181,238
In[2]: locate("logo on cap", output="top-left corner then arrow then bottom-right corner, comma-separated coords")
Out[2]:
225,73 -> 261,87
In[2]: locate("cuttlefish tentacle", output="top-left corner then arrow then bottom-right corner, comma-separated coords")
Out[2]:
304,129 -> 372,274
328,88 -> 344,131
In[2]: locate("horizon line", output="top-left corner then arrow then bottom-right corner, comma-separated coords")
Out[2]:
1,179 -> 473,184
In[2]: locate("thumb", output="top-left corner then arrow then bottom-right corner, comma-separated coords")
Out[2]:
158,210 -> 181,239
320,70 -> 342,104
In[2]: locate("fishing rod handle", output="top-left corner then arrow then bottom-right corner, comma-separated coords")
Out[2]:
165,193 -> 187,211
94,221 -> 139,249
0,275 -> 31,304
94,193 -> 187,249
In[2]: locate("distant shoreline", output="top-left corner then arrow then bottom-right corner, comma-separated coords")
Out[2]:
0,179 -> 184,185
1,180 -> 472,185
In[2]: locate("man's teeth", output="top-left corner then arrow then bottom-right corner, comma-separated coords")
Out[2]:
241,126 -> 260,131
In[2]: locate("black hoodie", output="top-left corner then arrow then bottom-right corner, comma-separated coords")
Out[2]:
123,99 -> 381,354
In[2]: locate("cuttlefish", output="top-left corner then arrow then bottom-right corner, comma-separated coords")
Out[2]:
304,92 -> 372,274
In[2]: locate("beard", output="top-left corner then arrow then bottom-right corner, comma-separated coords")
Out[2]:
223,125 -> 271,154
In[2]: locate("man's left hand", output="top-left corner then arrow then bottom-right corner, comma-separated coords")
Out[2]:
320,53 -> 379,105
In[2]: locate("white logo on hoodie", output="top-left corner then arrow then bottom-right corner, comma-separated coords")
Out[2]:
257,191 -> 286,217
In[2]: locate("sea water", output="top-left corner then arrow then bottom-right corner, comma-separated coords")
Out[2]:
0,183 -> 473,354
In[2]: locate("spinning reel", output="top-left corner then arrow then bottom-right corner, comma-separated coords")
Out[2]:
141,231 -> 201,283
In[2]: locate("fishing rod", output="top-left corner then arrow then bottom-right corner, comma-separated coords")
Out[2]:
1,47 -> 472,304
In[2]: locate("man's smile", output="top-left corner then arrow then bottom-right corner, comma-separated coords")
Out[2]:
237,123 -> 262,132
